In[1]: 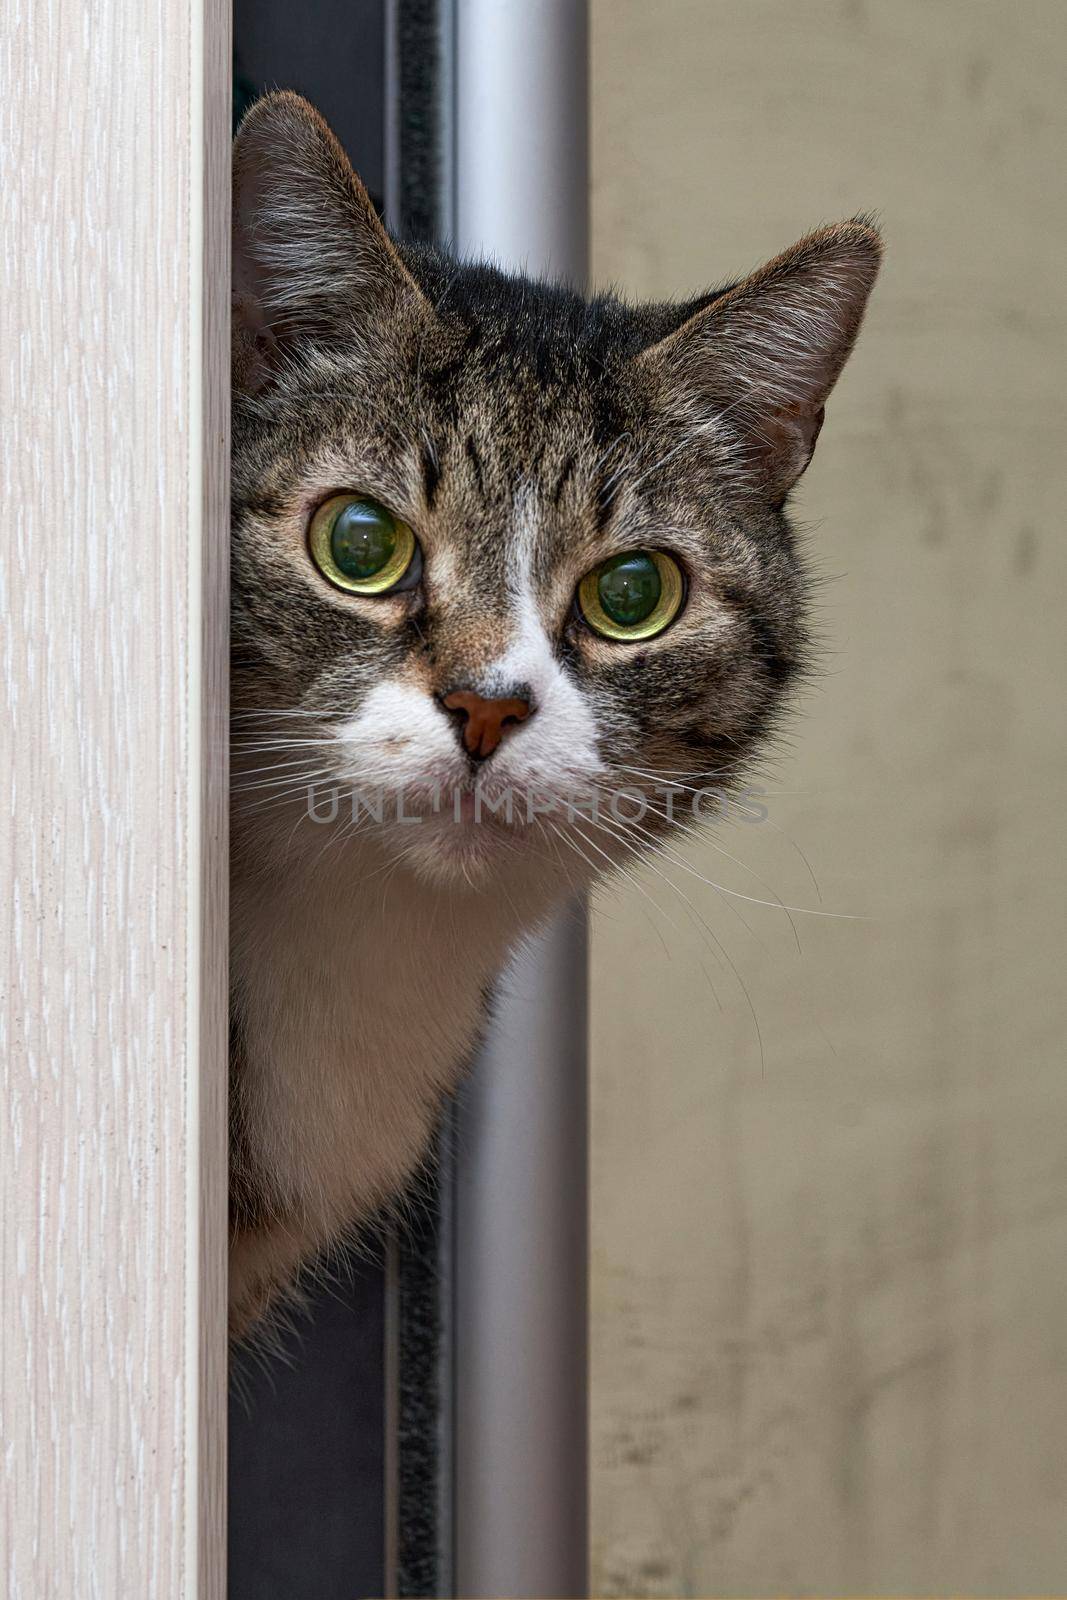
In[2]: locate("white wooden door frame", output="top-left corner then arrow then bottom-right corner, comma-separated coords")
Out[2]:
1,1 -> 231,1594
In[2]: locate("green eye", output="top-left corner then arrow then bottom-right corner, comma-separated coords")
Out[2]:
308,494 -> 417,594
577,550 -> 685,641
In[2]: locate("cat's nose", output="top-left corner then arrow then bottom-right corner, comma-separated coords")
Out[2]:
440,688 -> 533,761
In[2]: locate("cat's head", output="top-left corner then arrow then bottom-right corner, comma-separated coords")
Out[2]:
231,93 -> 880,891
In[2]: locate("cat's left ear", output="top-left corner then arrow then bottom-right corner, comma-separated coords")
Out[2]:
637,219 -> 882,501
232,91 -> 431,393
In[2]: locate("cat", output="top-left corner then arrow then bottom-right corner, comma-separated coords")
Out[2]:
228,91 -> 881,1338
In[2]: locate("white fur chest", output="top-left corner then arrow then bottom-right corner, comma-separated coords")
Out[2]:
230,828 -> 540,1232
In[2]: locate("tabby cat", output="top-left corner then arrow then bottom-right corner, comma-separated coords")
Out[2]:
229,92 -> 880,1337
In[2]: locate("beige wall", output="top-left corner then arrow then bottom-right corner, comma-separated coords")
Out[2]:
588,3 -> 1067,1593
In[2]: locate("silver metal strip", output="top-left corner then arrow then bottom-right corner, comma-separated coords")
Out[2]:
451,4 -> 590,1594
382,0 -> 401,229
454,909 -> 589,1599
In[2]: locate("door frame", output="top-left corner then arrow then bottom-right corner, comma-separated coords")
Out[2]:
1,1 -> 231,1592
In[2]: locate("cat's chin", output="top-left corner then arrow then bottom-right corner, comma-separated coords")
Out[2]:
383,813 -> 537,892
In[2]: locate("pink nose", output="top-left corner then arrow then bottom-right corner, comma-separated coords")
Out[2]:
441,689 -> 532,761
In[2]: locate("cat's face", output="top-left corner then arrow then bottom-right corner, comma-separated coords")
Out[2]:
231,95 -> 879,891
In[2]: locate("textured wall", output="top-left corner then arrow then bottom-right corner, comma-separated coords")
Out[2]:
0,1 -> 230,1593
589,2 -> 1067,1593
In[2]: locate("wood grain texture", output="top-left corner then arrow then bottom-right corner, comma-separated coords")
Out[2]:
590,2 -> 1067,1594
0,0 -> 230,1594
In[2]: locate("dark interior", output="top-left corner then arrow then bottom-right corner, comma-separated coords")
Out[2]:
228,6 -> 388,1597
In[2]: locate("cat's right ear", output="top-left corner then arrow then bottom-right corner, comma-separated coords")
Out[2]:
232,92 -> 429,394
